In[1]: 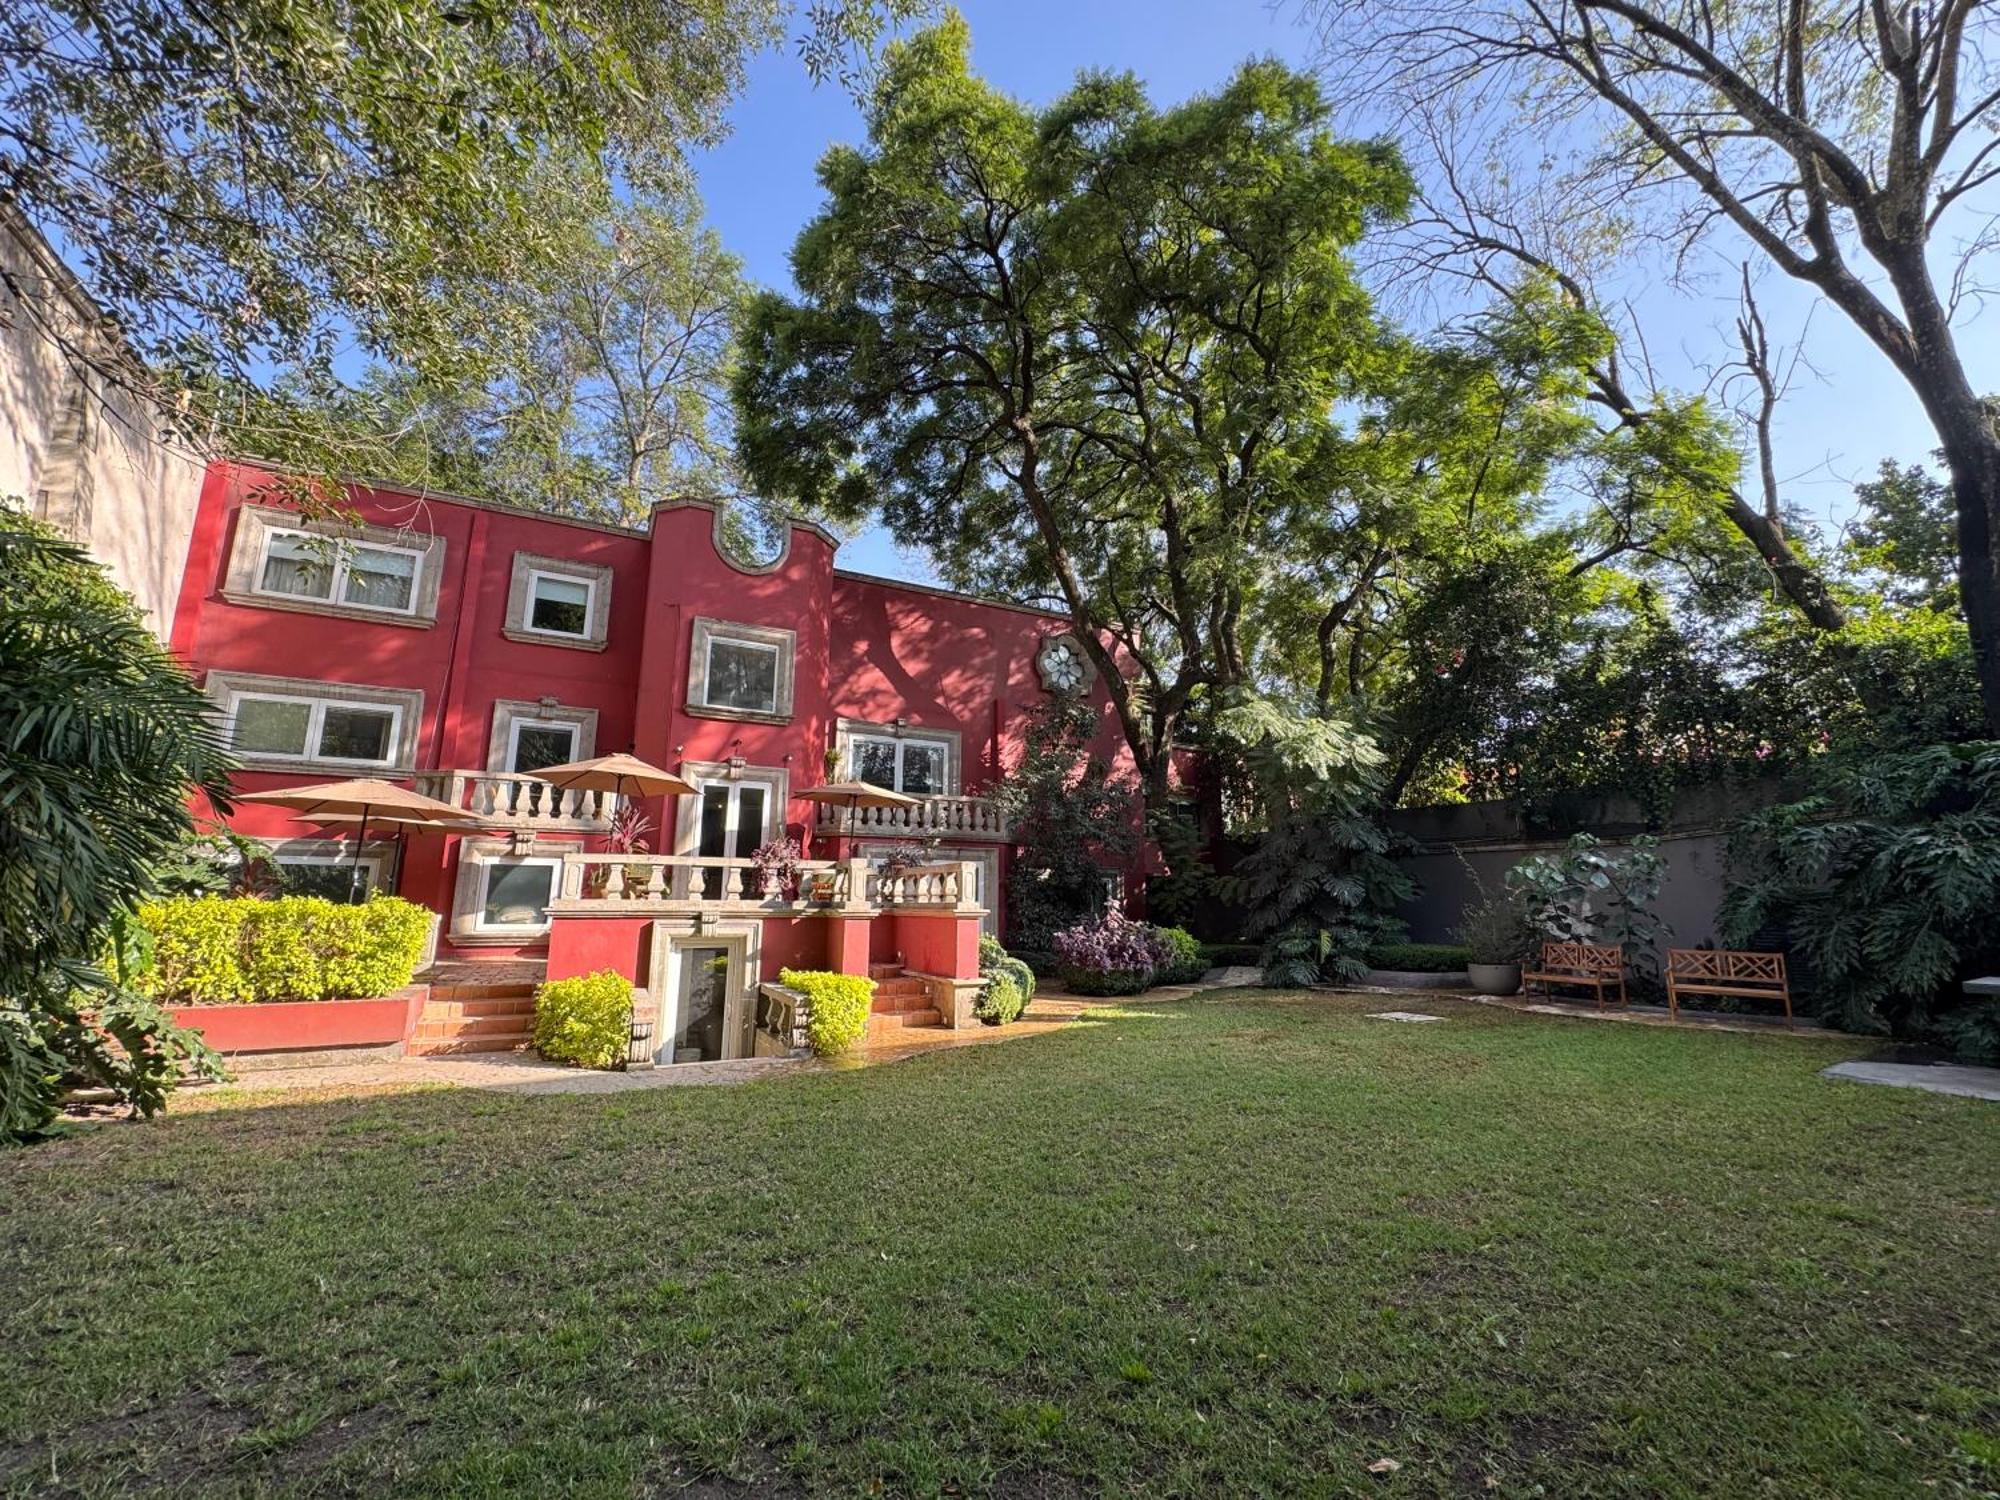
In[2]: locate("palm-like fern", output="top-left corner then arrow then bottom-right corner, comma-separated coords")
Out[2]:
1719,741 -> 2000,1056
0,512 -> 235,1135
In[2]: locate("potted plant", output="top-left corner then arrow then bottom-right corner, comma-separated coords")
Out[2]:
751,835 -> 804,900
1455,894 -> 1533,995
605,803 -> 656,899
877,839 -> 932,874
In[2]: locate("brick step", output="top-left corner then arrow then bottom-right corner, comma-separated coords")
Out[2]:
868,963 -> 906,981
409,1035 -> 534,1057
872,978 -> 927,999
414,1014 -> 534,1041
421,997 -> 536,1020
867,1008 -> 941,1035
427,983 -> 538,1002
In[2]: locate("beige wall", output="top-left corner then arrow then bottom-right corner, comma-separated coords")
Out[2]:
0,208 -> 205,637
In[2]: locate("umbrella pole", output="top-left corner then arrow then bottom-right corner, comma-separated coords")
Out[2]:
349,808 -> 370,904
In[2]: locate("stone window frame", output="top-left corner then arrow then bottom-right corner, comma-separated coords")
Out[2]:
503,551 -> 614,652
685,617 -> 796,724
449,835 -> 576,943
206,669 -> 424,775
220,503 -> 445,627
836,717 -> 961,796
643,917 -> 764,1064
484,699 -> 601,774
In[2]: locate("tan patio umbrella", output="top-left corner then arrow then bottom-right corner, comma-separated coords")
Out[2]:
797,779 -> 921,851
237,778 -> 484,901
527,752 -> 697,804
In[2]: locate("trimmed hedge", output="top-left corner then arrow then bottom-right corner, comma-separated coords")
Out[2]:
778,968 -> 874,1057
1149,925 -> 1207,985
1197,942 -> 1262,969
976,935 -> 1035,1025
1365,942 -> 1472,974
134,895 -> 432,1004
534,970 -> 632,1069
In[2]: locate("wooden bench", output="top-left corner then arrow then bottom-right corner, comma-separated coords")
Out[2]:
1521,942 -> 1628,1009
1665,948 -> 1792,1025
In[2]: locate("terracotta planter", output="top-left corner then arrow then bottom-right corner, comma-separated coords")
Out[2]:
1468,962 -> 1522,996
168,986 -> 428,1054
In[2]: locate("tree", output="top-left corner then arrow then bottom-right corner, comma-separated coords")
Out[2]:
254,193 -> 786,549
735,19 -> 1414,801
0,508 -> 233,1140
996,697 -> 1139,952
1305,0 -> 2000,731
1,0 -> 920,464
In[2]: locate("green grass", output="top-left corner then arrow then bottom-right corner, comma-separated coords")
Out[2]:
3,991 -> 1997,1497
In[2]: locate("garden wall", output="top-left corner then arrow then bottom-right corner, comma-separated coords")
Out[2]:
1387,779 -> 1795,968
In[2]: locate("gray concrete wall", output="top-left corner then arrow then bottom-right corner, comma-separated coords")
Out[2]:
1387,779 -> 1793,969
1,207 -> 206,636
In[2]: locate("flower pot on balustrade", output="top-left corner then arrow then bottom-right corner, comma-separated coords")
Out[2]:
621,864 -> 654,899
1467,962 -> 1522,996
807,871 -> 839,906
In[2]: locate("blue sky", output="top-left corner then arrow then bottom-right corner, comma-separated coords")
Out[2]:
691,1 -> 1993,585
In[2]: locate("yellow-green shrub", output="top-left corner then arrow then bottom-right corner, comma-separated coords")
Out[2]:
534,970 -> 633,1069
134,895 -> 432,1004
777,968 -> 874,1057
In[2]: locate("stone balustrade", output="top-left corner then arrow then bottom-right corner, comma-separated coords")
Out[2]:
812,793 -> 1007,840
411,769 -> 615,832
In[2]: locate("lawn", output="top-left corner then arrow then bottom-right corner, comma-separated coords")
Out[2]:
2,992 -> 1996,1498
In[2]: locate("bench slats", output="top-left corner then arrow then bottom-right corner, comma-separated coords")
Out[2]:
1664,947 -> 1793,1025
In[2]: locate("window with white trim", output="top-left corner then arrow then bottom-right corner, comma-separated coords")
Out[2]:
523,570 -> 594,639
852,733 -> 947,795
226,691 -> 403,768
273,852 -> 384,903
704,637 -> 780,714
507,717 -> 579,774
257,528 -> 422,615
477,857 -> 562,931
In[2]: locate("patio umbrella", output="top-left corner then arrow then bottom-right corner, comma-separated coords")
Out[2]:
797,780 -> 921,850
237,778 -> 483,901
527,752 -> 697,807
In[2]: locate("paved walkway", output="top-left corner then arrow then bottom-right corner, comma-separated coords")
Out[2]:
188,984 -> 1222,1101
1822,1059 -> 2000,1101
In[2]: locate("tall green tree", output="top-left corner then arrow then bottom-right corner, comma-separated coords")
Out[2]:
735,18 -> 1413,800
1,0 -> 920,464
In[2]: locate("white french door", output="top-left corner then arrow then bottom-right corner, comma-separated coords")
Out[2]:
693,779 -> 772,899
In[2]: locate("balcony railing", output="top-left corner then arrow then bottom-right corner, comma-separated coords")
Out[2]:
551,854 -> 981,915
410,770 -> 616,832
813,793 -> 1008,840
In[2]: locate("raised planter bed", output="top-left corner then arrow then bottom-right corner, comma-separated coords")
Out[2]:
1360,968 -> 1470,991
168,986 -> 429,1056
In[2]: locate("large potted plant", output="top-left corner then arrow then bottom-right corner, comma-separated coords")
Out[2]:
1455,895 -> 1533,996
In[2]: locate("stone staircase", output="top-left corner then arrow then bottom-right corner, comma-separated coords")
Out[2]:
409,962 -> 544,1057
866,961 -> 941,1039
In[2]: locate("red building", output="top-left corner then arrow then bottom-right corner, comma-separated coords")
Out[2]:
166,462 -> 1139,1058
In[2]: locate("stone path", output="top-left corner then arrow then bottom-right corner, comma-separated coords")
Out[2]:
1822,1060 -> 2000,1102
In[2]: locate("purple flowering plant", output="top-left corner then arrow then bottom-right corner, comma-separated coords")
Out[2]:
1053,909 -> 1168,979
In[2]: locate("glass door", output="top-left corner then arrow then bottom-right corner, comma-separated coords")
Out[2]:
666,946 -> 732,1063
695,780 -> 769,899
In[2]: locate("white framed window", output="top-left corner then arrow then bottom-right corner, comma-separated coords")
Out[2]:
273,852 -> 386,903
504,552 -> 613,650
476,857 -> 563,933
704,637 -> 781,714
687,619 -> 795,722
523,570 -> 595,639
226,691 -> 403,768
506,717 -> 579,774
851,734 -> 948,795
257,527 -> 423,615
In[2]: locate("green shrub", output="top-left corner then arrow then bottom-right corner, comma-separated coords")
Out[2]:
974,935 -> 1035,1025
134,895 -> 432,1004
534,970 -> 633,1069
1011,948 -> 1061,979
1365,942 -> 1472,973
777,968 -> 874,1057
976,970 -> 1026,1025
1149,925 -> 1207,985
1197,942 -> 1262,969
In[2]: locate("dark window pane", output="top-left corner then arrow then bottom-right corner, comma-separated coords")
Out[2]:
698,785 -> 730,898
343,545 -> 416,610
316,705 -> 395,763
511,723 -> 576,773
482,861 -> 555,926
705,640 -> 778,712
233,697 -> 311,755
854,739 -> 898,789
278,861 -> 371,902
529,576 -> 590,635
903,745 -> 944,795
260,533 -> 334,599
